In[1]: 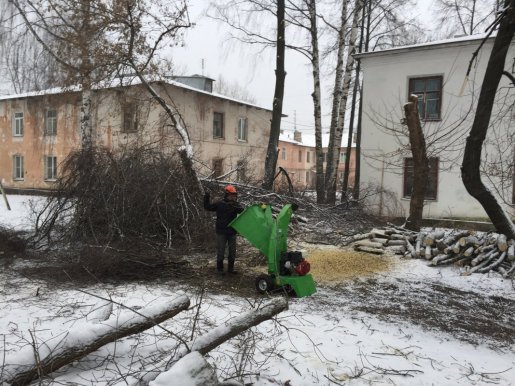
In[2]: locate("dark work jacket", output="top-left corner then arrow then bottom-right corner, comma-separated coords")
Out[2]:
204,195 -> 244,236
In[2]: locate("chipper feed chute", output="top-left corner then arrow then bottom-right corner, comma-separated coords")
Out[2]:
230,203 -> 316,298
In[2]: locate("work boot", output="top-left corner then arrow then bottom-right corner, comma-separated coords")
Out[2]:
228,261 -> 237,274
227,270 -> 238,275
217,270 -> 225,276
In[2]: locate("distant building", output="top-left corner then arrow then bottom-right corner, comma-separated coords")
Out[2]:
277,129 -> 356,190
0,76 -> 273,191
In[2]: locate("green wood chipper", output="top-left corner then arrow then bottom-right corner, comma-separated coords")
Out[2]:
229,203 -> 316,298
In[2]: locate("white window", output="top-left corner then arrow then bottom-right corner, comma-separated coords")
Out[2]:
44,156 -> 57,180
340,151 -> 346,162
281,148 -> 287,160
12,112 -> 24,137
45,109 -> 57,135
13,155 -> 24,180
238,117 -> 248,141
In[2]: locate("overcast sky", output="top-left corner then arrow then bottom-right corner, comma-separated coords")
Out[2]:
171,0 -> 435,136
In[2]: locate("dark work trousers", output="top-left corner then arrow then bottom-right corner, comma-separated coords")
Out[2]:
216,233 -> 236,272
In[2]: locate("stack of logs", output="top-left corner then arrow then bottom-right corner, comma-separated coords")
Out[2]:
352,226 -> 515,278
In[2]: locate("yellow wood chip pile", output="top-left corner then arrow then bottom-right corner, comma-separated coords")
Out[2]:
307,248 -> 392,282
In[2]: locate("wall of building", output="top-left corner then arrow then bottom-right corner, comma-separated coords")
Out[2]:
0,82 -> 272,190
359,38 -> 515,219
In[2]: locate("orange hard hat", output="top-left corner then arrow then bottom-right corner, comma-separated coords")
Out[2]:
225,185 -> 237,194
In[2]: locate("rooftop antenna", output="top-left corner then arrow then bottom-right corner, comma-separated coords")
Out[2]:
294,110 -> 297,131
201,58 -> 205,76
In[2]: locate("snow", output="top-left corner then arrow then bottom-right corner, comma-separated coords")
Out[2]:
1,196 -> 515,385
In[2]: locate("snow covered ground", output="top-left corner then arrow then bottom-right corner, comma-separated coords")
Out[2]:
1,195 -> 515,385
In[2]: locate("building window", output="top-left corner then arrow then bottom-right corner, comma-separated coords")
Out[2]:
212,158 -> 223,178
307,151 -> 310,163
45,110 -> 57,135
409,76 -> 443,120
340,151 -> 346,162
213,112 -> 224,138
13,155 -> 24,180
306,171 -> 310,184
403,157 -> 438,200
44,156 -> 57,181
298,150 -> 302,163
281,148 -> 287,160
237,117 -> 248,141
122,103 -> 138,133
12,112 -> 24,137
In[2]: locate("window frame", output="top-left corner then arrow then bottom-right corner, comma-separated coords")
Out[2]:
44,155 -> 58,181
237,117 -> 248,141
12,155 -> 24,180
403,157 -> 439,200
122,102 -> 138,133
213,112 -> 224,139
45,109 -> 58,136
12,111 -> 24,137
281,148 -> 287,160
408,75 -> 443,121
298,150 -> 302,163
306,151 -> 310,163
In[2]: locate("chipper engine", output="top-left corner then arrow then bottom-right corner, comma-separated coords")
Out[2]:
229,203 -> 316,298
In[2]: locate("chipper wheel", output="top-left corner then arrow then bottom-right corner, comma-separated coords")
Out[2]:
255,274 -> 274,294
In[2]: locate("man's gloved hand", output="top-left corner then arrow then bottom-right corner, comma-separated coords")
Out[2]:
291,203 -> 299,211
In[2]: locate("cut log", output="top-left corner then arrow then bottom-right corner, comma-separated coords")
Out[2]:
404,236 -> 416,258
503,263 -> 515,278
370,228 -> 390,239
390,233 -> 408,241
452,241 -> 461,254
478,251 -> 507,273
355,246 -> 384,254
508,244 -> 515,261
4,296 -> 191,386
459,235 -> 481,247
488,233 -> 499,244
415,233 -> 425,257
354,240 -> 385,249
353,233 -> 372,241
386,239 -> 407,247
469,251 -> 499,273
463,246 -> 475,257
424,245 -> 432,260
437,255 -> 464,266
150,352 -> 218,386
424,231 -> 445,246
432,253 -> 452,265
370,238 -> 388,245
137,298 -> 289,385
497,234 -> 508,252
471,249 -> 495,266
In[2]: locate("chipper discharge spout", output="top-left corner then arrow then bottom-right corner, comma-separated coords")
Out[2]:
229,203 -> 316,298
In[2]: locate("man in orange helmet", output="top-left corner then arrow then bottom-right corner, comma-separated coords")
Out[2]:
204,185 -> 244,275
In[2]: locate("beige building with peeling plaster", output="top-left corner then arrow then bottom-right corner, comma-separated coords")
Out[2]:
0,77 -> 273,191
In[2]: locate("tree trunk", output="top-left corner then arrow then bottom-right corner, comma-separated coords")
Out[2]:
4,296 -> 191,386
136,297 -> 288,385
326,0 -> 362,204
461,0 -> 515,239
307,0 -> 325,204
404,95 -> 429,231
324,1 -> 347,204
352,0 -> 371,200
262,0 -> 286,191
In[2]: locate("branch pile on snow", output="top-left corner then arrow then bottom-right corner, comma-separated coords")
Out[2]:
350,225 -> 515,278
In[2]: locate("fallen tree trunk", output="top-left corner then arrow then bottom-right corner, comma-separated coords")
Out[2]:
4,296 -> 191,386
137,297 -> 289,385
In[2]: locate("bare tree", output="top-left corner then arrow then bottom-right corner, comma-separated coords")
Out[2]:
262,0 -> 286,190
461,0 -> 515,238
213,74 -> 258,104
434,0 -> 501,38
